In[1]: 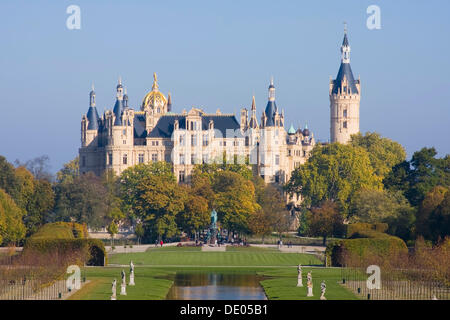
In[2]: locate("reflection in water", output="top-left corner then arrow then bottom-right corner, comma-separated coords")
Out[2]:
166,272 -> 267,300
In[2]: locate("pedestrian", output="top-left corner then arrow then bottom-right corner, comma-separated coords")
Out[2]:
160,240 -> 163,247
155,239 -> 158,247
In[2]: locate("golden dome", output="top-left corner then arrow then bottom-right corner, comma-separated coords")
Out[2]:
141,73 -> 167,110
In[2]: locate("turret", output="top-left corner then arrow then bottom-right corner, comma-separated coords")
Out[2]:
330,26 -> 361,144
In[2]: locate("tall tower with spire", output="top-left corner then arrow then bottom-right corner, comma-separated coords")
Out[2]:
329,26 -> 361,144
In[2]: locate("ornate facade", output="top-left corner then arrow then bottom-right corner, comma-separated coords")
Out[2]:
80,30 -> 359,192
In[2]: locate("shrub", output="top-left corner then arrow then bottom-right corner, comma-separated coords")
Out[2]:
30,222 -> 88,240
346,222 -> 388,238
23,238 -> 107,266
326,228 -> 407,267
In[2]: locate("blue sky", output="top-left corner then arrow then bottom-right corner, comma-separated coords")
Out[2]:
0,0 -> 449,173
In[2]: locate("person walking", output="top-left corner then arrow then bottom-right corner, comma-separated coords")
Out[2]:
160,240 -> 163,247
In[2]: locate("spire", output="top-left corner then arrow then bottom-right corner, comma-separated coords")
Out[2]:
341,23 -> 350,63
331,27 -> 358,95
116,77 -> 124,99
251,95 -> 256,110
87,85 -> 99,130
288,123 -> 296,135
89,83 -> 96,107
123,88 -> 128,108
152,72 -> 159,91
249,96 -> 258,129
167,92 -> 172,112
264,77 -> 277,126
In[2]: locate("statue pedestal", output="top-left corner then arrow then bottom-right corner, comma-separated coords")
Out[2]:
120,283 -> 127,295
320,293 -> 326,300
297,275 -> 303,287
111,295 -> 116,300
129,272 -> 135,286
307,287 -> 313,297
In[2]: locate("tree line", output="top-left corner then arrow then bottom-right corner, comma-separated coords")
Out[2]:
285,132 -> 450,245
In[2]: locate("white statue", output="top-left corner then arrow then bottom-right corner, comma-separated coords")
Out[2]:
320,280 -> 326,300
297,264 -> 303,287
111,279 -> 117,300
120,270 -> 127,295
306,271 -> 313,297
129,261 -> 135,286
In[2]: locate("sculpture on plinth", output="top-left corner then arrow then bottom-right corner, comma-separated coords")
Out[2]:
111,279 -> 117,300
129,261 -> 135,286
306,271 -> 313,297
120,270 -> 127,295
297,264 -> 303,287
320,280 -> 326,300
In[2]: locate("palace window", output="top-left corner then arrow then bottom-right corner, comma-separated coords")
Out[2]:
343,121 -> 348,129
179,170 -> 185,183
245,136 -> 249,146
203,134 -> 209,146
179,154 -> 185,165
123,154 -> 128,165
191,134 -> 197,146
108,153 -> 113,165
152,153 -> 158,162
275,155 -> 280,166
138,154 -> 144,164
179,134 -> 185,145
343,109 -> 347,117
191,154 -> 196,165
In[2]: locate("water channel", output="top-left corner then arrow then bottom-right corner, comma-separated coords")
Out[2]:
165,272 -> 267,300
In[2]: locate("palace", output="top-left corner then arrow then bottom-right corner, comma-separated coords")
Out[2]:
79,30 -> 360,199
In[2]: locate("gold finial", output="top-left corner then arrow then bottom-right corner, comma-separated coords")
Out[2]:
152,72 -> 159,91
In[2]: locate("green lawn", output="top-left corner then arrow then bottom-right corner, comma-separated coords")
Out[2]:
69,267 -> 174,300
258,267 -> 358,300
69,247 -> 357,300
108,246 -> 322,266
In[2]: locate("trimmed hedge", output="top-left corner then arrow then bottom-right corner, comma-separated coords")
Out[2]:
326,227 -> 407,267
30,222 -> 88,240
346,222 -> 388,238
23,238 -> 107,266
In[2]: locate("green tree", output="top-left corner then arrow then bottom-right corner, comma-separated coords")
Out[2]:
24,179 -> 55,235
135,223 -> 144,245
56,157 -> 79,184
285,143 -> 382,214
384,147 -> 450,206
212,171 -> 259,235
53,172 -> 109,228
107,221 -> 119,247
0,156 -> 20,202
178,192 -> 210,240
0,189 -> 26,245
134,174 -> 186,240
120,162 -> 175,221
417,186 -> 450,242
350,132 -> 406,178
307,201 -> 345,245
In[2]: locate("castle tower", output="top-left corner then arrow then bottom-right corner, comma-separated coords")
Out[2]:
81,84 -> 99,147
329,27 -> 361,144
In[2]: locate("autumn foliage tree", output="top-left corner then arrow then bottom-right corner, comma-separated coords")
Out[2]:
307,200 -> 345,245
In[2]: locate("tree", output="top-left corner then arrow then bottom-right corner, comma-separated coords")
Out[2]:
56,157 -> 79,184
0,156 -> 20,202
135,223 -> 144,245
16,155 -> 53,181
384,147 -> 450,206
120,162 -> 175,221
24,179 -> 55,235
53,172 -> 109,228
349,188 -> 416,240
212,171 -> 259,235
260,184 -> 290,241
107,221 -> 118,247
0,189 -> 26,245
308,201 -> 345,245
133,174 -> 186,240
350,132 -> 406,178
178,192 -> 210,240
417,186 -> 450,242
285,143 -> 382,214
